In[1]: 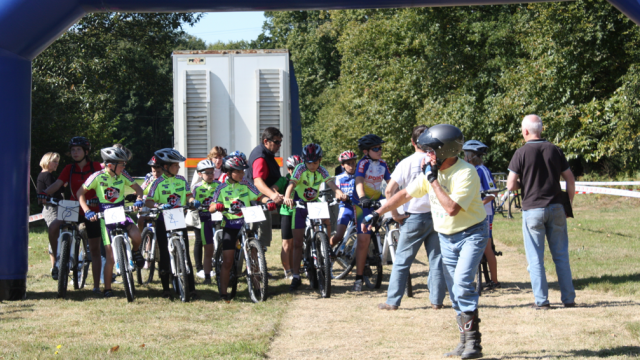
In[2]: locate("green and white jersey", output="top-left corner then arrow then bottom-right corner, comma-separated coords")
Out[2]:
147,174 -> 191,208
192,180 -> 221,212
83,169 -> 134,205
289,164 -> 331,202
211,178 -> 263,228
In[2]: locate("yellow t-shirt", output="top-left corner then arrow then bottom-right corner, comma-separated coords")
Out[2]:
406,159 -> 486,235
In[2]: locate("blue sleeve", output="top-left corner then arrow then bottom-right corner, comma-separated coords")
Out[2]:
355,159 -> 368,178
477,167 -> 490,192
384,163 -> 391,181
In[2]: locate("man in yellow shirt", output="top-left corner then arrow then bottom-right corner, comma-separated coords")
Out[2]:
362,125 -> 487,359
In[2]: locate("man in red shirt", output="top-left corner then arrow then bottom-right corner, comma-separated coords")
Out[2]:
40,137 -> 103,293
245,128 -> 285,251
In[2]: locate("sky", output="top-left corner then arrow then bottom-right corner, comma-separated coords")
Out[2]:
185,12 -> 267,45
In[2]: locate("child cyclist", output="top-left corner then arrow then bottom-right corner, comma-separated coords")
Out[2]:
352,134 -> 391,292
209,153 -> 276,302
280,155 -> 303,279
283,143 -> 343,291
463,140 -> 500,289
144,148 -> 201,300
78,146 -> 146,298
137,156 -> 163,233
192,159 -> 222,285
329,151 -> 358,249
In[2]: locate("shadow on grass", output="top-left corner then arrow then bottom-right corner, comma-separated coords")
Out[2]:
576,226 -> 634,238
574,273 -> 640,290
499,346 -> 640,358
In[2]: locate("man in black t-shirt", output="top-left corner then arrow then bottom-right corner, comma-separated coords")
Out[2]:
507,114 -> 576,310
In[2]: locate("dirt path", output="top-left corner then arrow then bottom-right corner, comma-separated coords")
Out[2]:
266,239 -> 640,359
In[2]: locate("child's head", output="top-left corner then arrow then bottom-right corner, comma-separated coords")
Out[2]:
100,146 -> 129,176
222,153 -> 249,183
40,152 -> 60,172
338,151 -> 357,174
208,146 -> 227,170
196,159 -> 217,183
68,136 -> 91,162
358,134 -> 385,160
286,155 -> 303,175
153,148 -> 186,177
462,140 -> 488,166
302,143 -> 323,171
147,156 -> 163,178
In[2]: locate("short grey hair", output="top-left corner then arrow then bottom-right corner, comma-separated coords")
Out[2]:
522,114 -> 543,136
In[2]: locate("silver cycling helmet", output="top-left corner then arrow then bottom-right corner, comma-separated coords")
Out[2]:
100,146 -> 129,163
196,159 -> 216,172
154,148 -> 186,164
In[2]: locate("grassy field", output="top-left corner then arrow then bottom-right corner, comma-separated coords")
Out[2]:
494,194 -> 640,297
2,193 -> 640,359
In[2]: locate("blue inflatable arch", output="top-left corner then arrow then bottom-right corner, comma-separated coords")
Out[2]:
0,0 -> 638,300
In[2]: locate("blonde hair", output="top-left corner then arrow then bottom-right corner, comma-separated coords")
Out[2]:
40,152 -> 60,171
208,146 -> 227,159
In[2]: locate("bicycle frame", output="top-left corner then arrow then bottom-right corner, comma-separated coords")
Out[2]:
110,229 -> 134,275
167,230 -> 190,276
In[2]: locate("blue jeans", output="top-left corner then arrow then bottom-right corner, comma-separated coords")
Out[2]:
439,220 -> 488,314
522,204 -> 575,306
386,213 -> 446,307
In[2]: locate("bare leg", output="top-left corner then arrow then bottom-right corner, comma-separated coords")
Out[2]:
219,249 -> 235,294
48,219 -> 62,259
291,229 -> 305,275
204,244 -> 214,276
88,237 -> 102,289
330,224 -> 347,247
128,225 -> 142,251
355,233 -> 371,276
484,237 -> 498,283
104,244 -> 114,290
281,238 -> 293,271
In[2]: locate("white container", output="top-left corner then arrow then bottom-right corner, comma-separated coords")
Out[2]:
172,49 -> 300,179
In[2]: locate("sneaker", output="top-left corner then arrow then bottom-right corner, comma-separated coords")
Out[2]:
196,270 -> 205,279
220,293 -> 231,303
111,274 -> 120,284
432,304 -> 443,310
161,290 -> 173,300
92,288 -> 103,297
378,303 -> 398,311
203,278 -> 211,285
143,261 -> 150,270
267,272 -> 276,280
563,302 -> 576,308
353,279 -> 363,292
51,266 -> 59,281
284,269 -> 293,280
132,250 -> 145,268
289,277 -> 302,292
329,248 -> 337,261
530,303 -> 551,310
103,289 -> 114,298
190,292 -> 199,301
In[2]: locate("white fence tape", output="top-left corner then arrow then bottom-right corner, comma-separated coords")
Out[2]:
560,184 -> 640,198
499,179 -> 640,186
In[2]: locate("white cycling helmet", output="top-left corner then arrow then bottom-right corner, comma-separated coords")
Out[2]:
101,146 -> 129,163
154,148 -> 186,164
196,159 -> 215,172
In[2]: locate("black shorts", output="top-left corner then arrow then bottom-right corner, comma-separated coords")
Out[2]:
81,214 -> 102,239
281,214 -> 293,239
221,227 -> 240,251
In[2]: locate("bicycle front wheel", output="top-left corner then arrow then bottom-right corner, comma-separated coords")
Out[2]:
332,232 -> 356,280
245,240 -> 268,303
315,232 -> 332,298
136,228 -> 155,285
172,237 -> 190,303
116,239 -> 135,302
57,233 -> 72,298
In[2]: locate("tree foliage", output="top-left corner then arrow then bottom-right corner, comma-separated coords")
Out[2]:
259,1 -> 640,175
31,12 -> 201,189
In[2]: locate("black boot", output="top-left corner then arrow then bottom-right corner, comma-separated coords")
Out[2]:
461,309 -> 482,359
443,314 -> 465,357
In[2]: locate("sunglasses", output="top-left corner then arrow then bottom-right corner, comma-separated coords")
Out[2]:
268,139 -> 282,145
369,146 -> 383,152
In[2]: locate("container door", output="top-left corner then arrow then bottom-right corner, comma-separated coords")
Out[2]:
184,70 -> 210,181
256,69 -> 286,169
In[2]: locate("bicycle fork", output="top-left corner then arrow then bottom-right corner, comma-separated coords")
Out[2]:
167,234 -> 191,276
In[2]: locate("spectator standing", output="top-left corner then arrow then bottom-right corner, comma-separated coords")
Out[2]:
378,125 -> 447,311
507,114 -> 576,309
37,152 -> 63,269
365,125 -> 487,359
245,127 -> 285,252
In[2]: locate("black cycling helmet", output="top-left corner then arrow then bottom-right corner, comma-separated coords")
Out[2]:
357,134 -> 385,151
154,148 -> 186,165
69,136 -> 91,152
222,154 -> 250,172
416,124 -> 464,163
302,143 -> 323,163
462,140 -> 488,155
147,156 -> 159,166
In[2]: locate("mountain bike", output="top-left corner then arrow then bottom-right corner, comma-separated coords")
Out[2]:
44,197 -> 95,298
96,205 -> 137,302
493,188 -> 521,219
213,204 -> 269,303
476,237 -> 502,296
296,190 -> 339,298
136,208 -> 159,285
331,218 -> 357,280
